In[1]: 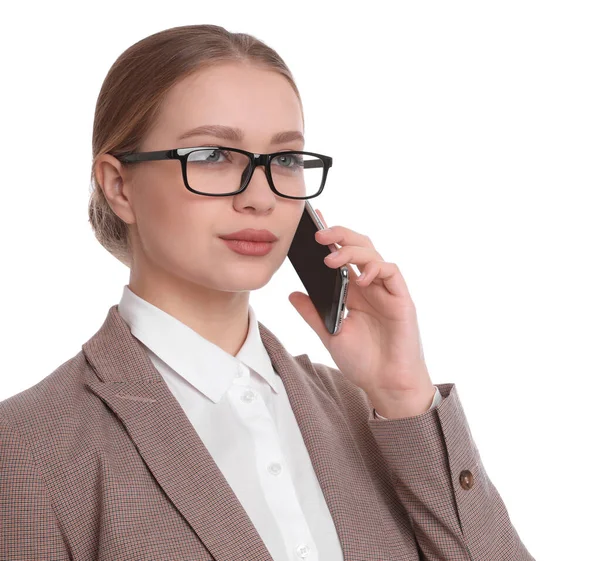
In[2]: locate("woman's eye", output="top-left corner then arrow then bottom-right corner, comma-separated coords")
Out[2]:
275,154 -> 301,167
189,149 -> 228,163
205,149 -> 225,162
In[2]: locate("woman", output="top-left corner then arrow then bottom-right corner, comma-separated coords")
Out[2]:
0,24 -> 535,561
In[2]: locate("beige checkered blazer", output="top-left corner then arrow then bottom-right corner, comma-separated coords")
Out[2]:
0,304 -> 535,560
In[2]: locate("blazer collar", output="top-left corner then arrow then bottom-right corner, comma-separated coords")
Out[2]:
83,304 -> 394,561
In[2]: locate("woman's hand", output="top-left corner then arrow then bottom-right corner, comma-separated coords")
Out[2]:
288,209 -> 436,418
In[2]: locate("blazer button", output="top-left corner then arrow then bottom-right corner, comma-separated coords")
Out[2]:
459,469 -> 474,490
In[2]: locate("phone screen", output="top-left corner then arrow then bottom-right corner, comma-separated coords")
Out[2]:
287,202 -> 349,335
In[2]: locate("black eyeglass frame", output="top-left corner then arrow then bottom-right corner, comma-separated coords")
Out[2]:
114,145 -> 333,199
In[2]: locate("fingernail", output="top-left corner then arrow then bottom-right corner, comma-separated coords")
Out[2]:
326,250 -> 339,259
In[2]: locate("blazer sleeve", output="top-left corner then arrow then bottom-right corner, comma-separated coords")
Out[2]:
0,416 -> 71,560
367,383 -> 536,561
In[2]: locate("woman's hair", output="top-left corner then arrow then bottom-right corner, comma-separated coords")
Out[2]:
88,25 -> 304,269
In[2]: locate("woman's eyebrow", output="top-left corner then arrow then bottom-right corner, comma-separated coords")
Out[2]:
177,124 -> 304,145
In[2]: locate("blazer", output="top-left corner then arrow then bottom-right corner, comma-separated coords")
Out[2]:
0,304 -> 535,560
112,282 -> 442,561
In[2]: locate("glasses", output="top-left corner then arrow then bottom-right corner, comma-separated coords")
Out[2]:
114,145 -> 333,200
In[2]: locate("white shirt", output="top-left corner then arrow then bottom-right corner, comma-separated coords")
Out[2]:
116,284 -> 442,561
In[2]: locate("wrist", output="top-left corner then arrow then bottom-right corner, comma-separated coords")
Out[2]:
369,384 -> 437,419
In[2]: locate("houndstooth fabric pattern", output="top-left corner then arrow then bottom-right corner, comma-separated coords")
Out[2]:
0,304 -> 535,560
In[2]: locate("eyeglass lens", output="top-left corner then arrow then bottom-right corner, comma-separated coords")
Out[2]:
185,148 -> 325,198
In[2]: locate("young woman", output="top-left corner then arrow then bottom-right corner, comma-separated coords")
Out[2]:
0,24 -> 535,561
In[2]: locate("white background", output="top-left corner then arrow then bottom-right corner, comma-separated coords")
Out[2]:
2,2 -> 599,559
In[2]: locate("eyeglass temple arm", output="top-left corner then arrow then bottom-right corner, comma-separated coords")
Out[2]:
118,150 -> 176,163
303,160 -> 324,169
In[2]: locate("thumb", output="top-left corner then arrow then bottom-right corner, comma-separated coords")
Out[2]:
288,292 -> 329,343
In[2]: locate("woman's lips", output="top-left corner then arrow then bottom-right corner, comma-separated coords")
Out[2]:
220,238 -> 276,256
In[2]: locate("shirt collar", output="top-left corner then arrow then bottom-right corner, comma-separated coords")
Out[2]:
116,284 -> 280,403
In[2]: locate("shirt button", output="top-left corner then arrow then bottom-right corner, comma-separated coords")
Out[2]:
235,365 -> 244,378
296,544 -> 310,558
241,389 -> 256,403
267,462 -> 282,476
459,469 -> 474,490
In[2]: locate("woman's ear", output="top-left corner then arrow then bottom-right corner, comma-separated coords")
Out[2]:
96,156 -> 137,226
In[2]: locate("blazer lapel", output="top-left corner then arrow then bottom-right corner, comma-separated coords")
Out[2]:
260,328 -> 394,560
82,305 -> 392,561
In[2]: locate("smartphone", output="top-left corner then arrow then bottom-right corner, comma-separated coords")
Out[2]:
287,200 -> 349,335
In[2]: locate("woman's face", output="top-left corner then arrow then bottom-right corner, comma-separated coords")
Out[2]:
107,62 -> 306,296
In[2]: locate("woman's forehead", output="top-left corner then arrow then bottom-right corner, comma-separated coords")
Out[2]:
150,67 -> 303,146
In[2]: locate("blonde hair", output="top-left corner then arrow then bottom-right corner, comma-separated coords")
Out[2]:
88,25 -> 304,268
